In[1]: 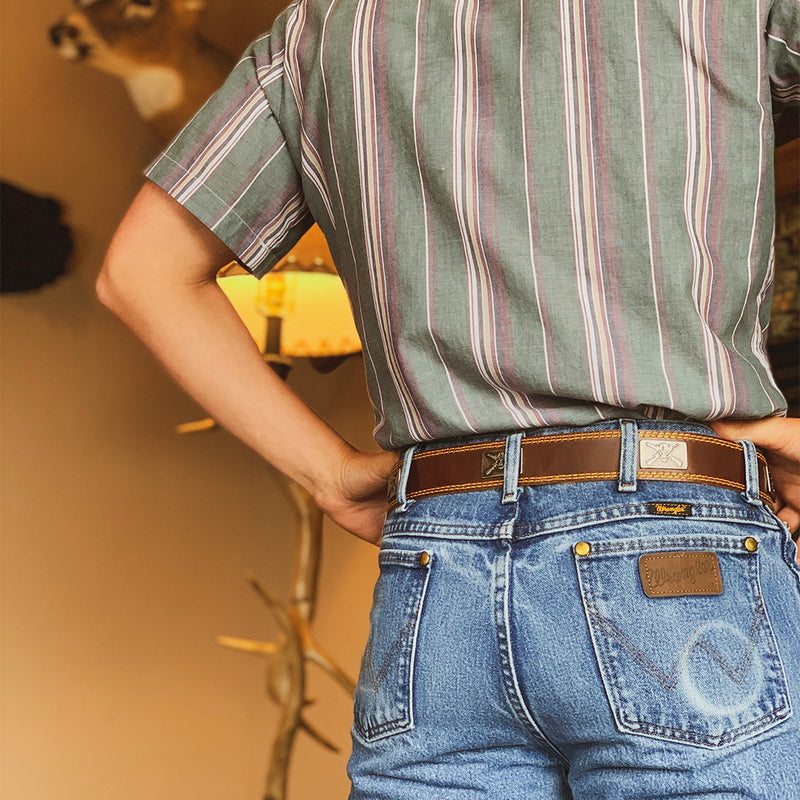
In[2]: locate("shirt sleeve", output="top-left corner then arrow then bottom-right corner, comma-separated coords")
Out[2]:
145,27 -> 313,278
767,0 -> 800,112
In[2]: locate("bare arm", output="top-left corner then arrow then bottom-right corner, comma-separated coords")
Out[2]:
711,417 -> 800,560
97,181 -> 395,544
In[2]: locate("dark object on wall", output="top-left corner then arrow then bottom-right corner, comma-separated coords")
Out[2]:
1,181 -> 72,293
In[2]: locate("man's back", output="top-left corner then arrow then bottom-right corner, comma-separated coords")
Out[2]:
149,0 -> 798,447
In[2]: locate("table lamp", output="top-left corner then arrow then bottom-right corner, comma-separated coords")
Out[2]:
217,225 -> 361,376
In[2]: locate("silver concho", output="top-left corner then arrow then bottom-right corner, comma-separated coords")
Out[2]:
639,439 -> 689,470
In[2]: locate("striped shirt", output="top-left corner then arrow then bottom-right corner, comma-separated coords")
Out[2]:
147,0 -> 800,449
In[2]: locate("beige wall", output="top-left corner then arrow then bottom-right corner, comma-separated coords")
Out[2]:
0,2 -> 379,798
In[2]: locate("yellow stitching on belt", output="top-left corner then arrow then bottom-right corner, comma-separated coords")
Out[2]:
388,475 -> 775,510
411,430 -> 621,461
517,431 -> 618,443
635,471 -> 742,489
408,479 -> 505,498
517,471 -> 619,485
412,442 -> 508,460
515,432 -> 618,446
633,431 -> 732,445
406,472 -> 748,493
410,430 -> 757,459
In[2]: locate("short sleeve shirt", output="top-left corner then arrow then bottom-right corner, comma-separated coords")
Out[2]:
147,0 -> 800,449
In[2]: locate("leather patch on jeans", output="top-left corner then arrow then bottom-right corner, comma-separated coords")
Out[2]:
647,501 -> 693,517
638,551 -> 722,598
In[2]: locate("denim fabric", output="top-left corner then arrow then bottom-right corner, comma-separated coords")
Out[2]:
348,421 -> 800,799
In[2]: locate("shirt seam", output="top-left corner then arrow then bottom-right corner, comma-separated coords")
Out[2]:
152,154 -> 276,268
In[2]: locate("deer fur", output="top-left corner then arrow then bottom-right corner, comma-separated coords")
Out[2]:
49,0 -> 235,141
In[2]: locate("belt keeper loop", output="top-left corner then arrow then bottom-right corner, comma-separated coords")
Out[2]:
738,439 -> 763,507
618,420 -> 639,493
394,445 -> 417,512
502,433 -> 523,504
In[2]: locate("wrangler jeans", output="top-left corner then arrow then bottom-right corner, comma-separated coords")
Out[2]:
347,421 -> 800,799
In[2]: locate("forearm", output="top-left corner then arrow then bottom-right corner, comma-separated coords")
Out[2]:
98,268 -> 353,498
97,182 -> 356,503
98,182 -> 395,543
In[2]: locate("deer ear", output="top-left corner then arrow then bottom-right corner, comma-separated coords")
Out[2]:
170,0 -> 206,30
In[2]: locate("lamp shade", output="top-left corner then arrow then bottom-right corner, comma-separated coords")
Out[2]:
218,274 -> 269,351
217,256 -> 361,358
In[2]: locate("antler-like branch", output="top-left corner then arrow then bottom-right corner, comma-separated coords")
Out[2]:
210,453 -> 355,799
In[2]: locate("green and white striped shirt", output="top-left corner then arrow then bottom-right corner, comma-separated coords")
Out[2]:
147,0 -> 799,449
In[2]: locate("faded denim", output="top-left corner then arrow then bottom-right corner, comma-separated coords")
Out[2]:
348,421 -> 800,799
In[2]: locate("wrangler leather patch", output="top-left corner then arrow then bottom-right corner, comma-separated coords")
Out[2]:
638,551 -> 722,598
647,501 -> 693,517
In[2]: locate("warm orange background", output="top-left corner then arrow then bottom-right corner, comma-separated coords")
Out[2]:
0,2 -> 378,798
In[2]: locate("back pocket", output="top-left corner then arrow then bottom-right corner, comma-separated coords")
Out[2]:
353,549 -> 432,742
575,529 -> 791,748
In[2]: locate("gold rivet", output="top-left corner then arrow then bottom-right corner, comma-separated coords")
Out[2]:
575,541 -> 591,557
744,537 -> 758,553
418,551 -> 430,566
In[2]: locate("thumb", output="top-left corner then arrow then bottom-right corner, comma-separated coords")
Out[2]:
372,449 -> 399,478
351,448 -> 398,486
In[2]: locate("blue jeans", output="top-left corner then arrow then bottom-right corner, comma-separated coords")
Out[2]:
348,421 -> 800,799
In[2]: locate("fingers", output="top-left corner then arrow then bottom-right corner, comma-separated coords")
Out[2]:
776,504 -> 800,535
711,419 -> 800,550
711,417 -> 800,459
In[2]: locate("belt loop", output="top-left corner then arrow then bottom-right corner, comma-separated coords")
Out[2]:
618,420 -> 639,493
738,439 -> 763,507
502,432 -> 523,504
394,445 -> 417,512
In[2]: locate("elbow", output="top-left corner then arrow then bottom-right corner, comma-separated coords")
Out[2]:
95,262 -> 116,310
96,260 -> 120,313
96,251 -> 134,318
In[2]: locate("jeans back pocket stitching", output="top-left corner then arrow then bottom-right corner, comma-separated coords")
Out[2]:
354,552 -> 432,742
576,541 -> 791,747
587,597 -> 766,692
359,612 -> 420,691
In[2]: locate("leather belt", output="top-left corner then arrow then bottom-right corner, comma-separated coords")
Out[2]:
386,430 -> 776,511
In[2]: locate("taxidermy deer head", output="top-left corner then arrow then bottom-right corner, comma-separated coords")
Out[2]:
49,0 -> 235,141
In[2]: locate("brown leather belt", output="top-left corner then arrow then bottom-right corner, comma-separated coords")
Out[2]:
386,430 -> 776,511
